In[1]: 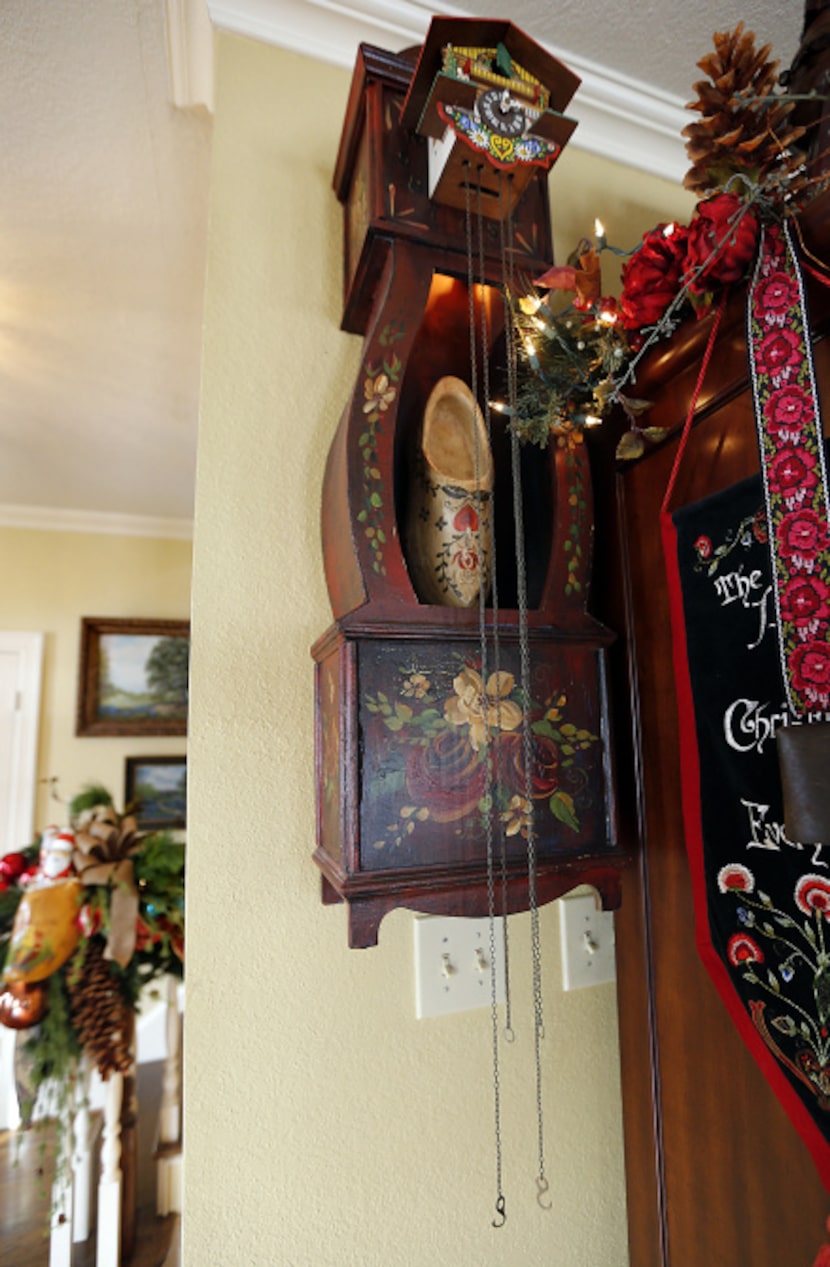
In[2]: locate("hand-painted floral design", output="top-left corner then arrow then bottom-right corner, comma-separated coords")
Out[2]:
749,221 -> 830,713
363,373 -> 396,414
401,673 -> 431,699
362,651 -> 600,852
720,868 -> 830,1109
356,322 -> 405,577
694,534 -> 713,560
502,795 -> 532,838
444,668 -> 522,752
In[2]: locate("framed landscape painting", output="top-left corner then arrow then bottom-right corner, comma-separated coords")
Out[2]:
125,756 -> 187,830
76,617 -> 190,737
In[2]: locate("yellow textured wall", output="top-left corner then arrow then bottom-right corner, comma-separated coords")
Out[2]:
186,34 -> 695,1267
0,526 -> 191,826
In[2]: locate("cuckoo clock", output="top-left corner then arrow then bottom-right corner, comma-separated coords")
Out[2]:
312,21 -> 624,948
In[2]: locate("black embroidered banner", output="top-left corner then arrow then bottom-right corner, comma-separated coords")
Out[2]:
664,459 -> 830,1190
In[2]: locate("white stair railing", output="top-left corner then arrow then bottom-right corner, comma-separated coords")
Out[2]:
96,1070 -> 123,1267
156,975 -> 184,1217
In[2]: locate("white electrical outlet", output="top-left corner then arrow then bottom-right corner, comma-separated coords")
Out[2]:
413,915 -> 506,1019
559,893 -> 616,991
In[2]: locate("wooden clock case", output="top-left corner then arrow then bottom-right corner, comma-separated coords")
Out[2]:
312,38 -> 626,948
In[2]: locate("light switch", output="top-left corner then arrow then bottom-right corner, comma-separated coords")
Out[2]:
413,915 -> 506,1019
559,892 -> 616,991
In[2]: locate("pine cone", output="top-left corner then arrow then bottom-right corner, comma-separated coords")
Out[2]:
683,22 -> 808,199
68,938 -> 133,1079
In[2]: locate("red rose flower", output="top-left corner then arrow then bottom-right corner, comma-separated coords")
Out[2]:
755,328 -> 803,379
795,873 -> 830,918
685,194 -> 759,293
619,222 -> 689,331
769,446 -> 819,501
780,576 -> 830,629
498,731 -> 560,799
777,507 -> 830,564
752,269 -> 798,320
790,641 -> 830,699
727,933 -> 764,966
764,385 -> 813,439
694,535 -> 713,560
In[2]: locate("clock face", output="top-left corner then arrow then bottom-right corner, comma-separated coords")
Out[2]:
477,88 -> 527,138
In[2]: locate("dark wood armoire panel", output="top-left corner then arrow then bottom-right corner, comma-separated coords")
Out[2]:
592,192 -> 830,1266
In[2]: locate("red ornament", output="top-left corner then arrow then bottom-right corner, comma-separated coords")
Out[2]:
0,852 -> 27,881
0,981 -> 48,1030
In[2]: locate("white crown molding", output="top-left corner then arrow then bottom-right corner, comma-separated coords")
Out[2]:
205,0 -> 690,182
164,0 -> 216,112
0,504 -> 193,541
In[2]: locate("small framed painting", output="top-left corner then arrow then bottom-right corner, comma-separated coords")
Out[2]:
125,756 -> 187,830
76,617 -> 190,737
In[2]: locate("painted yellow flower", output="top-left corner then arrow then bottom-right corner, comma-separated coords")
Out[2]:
502,794 -> 532,837
363,373 -> 396,414
444,667 -> 522,751
402,673 -> 430,699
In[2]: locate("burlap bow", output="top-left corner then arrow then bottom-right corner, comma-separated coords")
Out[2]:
72,809 -> 143,968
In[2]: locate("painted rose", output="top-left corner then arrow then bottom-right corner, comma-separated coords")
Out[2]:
498,731 -> 561,799
444,667 -> 522,752
685,194 -> 758,293
795,873 -> 830,918
755,327 -> 803,380
790,641 -> 830,701
764,385 -> 814,441
769,446 -> 819,504
619,221 -> 689,330
777,507 -> 830,565
694,534 -> 713,560
780,575 -> 830,631
727,933 -> 764,966
405,729 -> 487,823
752,269 -> 798,321
717,863 -> 755,894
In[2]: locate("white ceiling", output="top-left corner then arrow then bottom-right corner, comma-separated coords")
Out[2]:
0,0 -> 806,531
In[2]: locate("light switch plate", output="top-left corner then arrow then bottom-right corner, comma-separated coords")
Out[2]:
413,915 -> 506,1019
559,893 -> 616,991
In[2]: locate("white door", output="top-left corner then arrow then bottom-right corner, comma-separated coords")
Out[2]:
0,631 -> 43,1130
0,631 -> 43,855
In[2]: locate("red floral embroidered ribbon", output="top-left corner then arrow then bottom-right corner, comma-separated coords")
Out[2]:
748,220 -> 830,716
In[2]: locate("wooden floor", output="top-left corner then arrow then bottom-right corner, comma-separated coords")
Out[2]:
0,1062 -> 179,1267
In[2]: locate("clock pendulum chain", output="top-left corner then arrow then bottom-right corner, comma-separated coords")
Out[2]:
499,173 -> 551,1212
473,169 -> 515,1047
464,162 -> 508,1229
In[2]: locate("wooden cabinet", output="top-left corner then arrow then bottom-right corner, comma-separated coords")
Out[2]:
592,194 -> 830,1264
